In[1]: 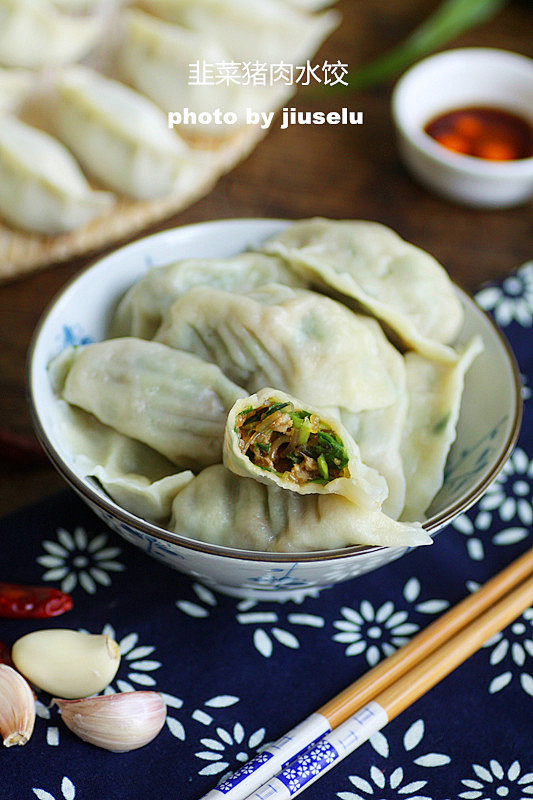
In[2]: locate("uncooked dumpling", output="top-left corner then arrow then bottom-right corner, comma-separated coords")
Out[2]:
0,114 -> 113,234
0,0 -> 102,68
54,66 -> 207,200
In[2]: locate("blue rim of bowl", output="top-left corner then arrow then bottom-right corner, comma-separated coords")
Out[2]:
26,220 -> 523,563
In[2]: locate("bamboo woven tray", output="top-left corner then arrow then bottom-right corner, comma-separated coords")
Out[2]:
0,123 -> 267,283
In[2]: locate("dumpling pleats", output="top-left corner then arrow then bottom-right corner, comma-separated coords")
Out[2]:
54,338 -> 246,469
154,284 -> 398,413
170,465 -> 431,552
260,218 -> 464,364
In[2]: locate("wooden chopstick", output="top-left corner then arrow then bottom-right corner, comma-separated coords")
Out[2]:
243,570 -> 533,800
199,548 -> 533,800
320,546 -> 533,727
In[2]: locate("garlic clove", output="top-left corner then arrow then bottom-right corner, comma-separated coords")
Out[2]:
54,691 -> 166,752
0,664 -> 36,747
12,629 -> 120,698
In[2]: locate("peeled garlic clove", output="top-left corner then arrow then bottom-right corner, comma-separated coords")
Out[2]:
54,691 -> 166,752
12,629 -> 120,698
0,664 -> 35,747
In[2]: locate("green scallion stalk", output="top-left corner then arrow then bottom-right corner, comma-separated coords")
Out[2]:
317,453 -> 329,480
344,0 -> 508,91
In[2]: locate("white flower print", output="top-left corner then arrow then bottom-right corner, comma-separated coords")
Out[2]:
176,582 -> 218,618
86,623 -> 162,693
333,581 -> 448,665
176,586 -> 325,658
166,694 -> 239,743
337,718 -> 450,800
37,526 -> 124,594
33,776 -> 76,800
195,722 -> 266,777
451,512 -> 528,562
482,607 -> 533,696
35,699 -> 60,747
236,608 -> 325,658
478,448 -> 533,526
458,759 -> 533,799
475,261 -> 533,327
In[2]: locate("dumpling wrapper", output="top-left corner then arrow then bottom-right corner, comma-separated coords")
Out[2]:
0,68 -> 33,113
110,252 -> 306,340
49,348 -> 194,521
55,338 -> 246,470
400,336 -> 484,520
118,10 -> 295,137
338,332 -> 408,520
0,114 -> 114,234
54,66 -> 209,200
154,283 -> 398,413
136,0 -> 340,64
260,218 -> 464,364
224,388 -> 388,510
170,465 -> 431,552
0,0 -> 102,68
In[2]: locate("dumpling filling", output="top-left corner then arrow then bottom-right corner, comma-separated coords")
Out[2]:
235,400 -> 349,485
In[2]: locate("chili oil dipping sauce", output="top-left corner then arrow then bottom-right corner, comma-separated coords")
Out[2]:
391,48 -> 533,207
424,106 -> 533,162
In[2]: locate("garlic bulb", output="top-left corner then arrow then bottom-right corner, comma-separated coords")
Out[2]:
54,691 -> 166,752
0,664 -> 35,747
12,629 -> 120,698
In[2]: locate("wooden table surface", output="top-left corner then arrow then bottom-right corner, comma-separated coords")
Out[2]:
0,0 -> 531,517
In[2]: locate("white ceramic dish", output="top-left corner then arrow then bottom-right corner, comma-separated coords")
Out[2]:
392,48 -> 533,208
28,219 -> 522,600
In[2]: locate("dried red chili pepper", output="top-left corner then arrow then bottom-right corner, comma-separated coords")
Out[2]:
0,583 -> 73,619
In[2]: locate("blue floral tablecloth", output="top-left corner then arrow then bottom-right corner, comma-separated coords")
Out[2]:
1,265 -> 532,800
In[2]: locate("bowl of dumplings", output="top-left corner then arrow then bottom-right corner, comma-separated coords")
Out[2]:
28,218 -> 522,599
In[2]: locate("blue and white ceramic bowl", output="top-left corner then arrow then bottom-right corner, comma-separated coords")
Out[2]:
27,219 -> 522,600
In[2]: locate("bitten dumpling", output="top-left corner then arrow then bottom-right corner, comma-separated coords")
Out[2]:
54,66 -> 207,200
0,0 -> 102,68
54,338 -> 246,469
224,388 -> 388,509
0,114 -> 114,234
261,218 -> 464,363
170,464 -> 431,552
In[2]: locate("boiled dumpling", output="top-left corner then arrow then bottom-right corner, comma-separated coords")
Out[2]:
400,336 -> 483,520
0,0 -> 102,68
0,114 -> 114,234
54,66 -> 207,199
224,387 -> 388,509
154,283 -> 398,413
55,338 -> 246,469
110,252 -> 306,339
339,333 -> 408,520
261,218 -> 464,364
170,464 -> 431,552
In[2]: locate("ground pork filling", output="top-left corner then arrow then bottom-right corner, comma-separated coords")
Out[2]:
235,400 -> 350,485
